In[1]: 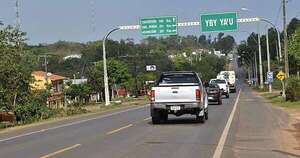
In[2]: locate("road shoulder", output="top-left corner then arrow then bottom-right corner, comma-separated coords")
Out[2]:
259,91 -> 300,156
223,86 -> 294,158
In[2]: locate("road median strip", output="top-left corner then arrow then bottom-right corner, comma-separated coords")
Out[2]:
40,144 -> 81,158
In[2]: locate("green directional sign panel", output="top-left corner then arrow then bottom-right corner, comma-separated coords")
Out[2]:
140,16 -> 177,36
200,12 -> 238,32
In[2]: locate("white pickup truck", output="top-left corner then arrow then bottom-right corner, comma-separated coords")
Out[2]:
150,72 -> 208,124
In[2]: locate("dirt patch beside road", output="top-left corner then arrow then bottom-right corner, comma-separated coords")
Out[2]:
258,91 -> 300,156
276,111 -> 300,157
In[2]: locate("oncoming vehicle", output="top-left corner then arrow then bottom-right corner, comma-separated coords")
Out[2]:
206,83 -> 222,105
150,71 -> 208,124
209,79 -> 229,98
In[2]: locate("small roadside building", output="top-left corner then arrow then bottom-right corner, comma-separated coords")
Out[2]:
31,71 -> 66,109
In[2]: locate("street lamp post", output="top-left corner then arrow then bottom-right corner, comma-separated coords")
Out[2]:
257,18 -> 282,90
259,18 -> 282,62
258,21 -> 264,89
103,27 -> 120,106
266,29 -> 272,92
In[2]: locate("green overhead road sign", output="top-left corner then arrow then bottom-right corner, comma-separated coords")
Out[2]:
200,12 -> 238,32
140,16 -> 177,36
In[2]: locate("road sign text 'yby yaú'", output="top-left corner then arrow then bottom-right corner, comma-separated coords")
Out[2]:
200,12 -> 238,33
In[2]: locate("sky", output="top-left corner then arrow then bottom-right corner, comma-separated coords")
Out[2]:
0,0 -> 300,45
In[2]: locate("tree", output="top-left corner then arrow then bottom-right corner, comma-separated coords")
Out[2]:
66,84 -> 91,104
288,24 -> 300,73
0,26 -> 36,111
198,35 -> 208,48
87,63 -> 104,101
287,18 -> 300,37
87,59 -> 131,99
215,35 -> 235,55
217,33 -> 224,41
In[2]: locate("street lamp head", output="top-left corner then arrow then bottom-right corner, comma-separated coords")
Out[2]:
241,7 -> 250,11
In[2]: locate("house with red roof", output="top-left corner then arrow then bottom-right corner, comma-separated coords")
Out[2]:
31,71 -> 66,109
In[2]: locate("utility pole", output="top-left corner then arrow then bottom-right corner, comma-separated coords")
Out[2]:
254,52 -> 258,86
282,0 -> 289,78
266,29 -> 272,92
258,21 -> 264,89
39,55 -> 49,83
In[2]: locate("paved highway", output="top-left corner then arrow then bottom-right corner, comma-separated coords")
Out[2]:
0,90 -> 238,158
0,59 -> 292,158
0,83 -> 291,158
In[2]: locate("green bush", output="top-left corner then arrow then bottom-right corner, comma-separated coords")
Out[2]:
286,77 -> 300,102
14,103 -> 58,124
0,122 -> 5,129
272,79 -> 282,90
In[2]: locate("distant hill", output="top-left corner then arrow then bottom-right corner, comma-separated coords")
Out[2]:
29,41 -> 85,58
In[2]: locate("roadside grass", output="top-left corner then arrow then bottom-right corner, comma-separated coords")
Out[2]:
252,80 -> 300,109
261,92 -> 300,109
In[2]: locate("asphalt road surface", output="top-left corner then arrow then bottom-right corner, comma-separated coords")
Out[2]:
0,59 -> 293,158
0,82 -> 292,158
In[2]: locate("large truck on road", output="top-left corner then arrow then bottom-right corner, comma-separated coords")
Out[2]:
149,71 -> 208,124
218,71 -> 236,93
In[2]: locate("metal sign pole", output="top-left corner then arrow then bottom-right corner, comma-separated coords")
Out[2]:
266,29 -> 272,92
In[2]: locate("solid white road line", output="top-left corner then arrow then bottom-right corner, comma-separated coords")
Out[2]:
212,90 -> 242,158
0,105 -> 149,143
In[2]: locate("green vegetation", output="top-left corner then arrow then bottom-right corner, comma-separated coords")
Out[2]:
0,21 -> 233,126
239,17 -> 300,104
65,83 -> 92,104
237,18 -> 300,75
262,92 -> 300,109
288,19 -> 300,71
0,26 -> 37,112
286,77 -> 300,102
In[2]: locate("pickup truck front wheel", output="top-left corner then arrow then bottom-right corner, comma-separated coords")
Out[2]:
226,93 -> 230,98
205,109 -> 208,120
196,115 -> 205,123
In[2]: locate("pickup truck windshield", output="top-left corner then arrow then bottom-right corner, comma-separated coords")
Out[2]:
159,73 -> 199,84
